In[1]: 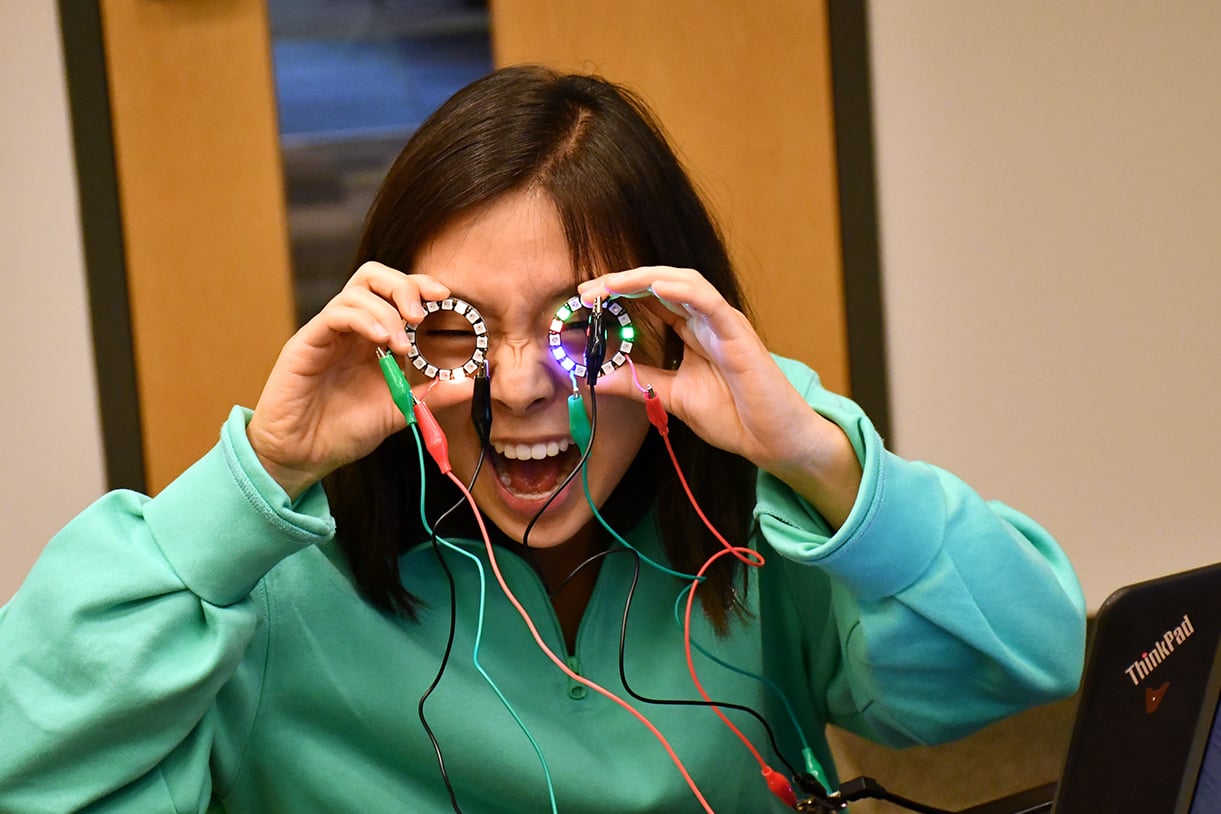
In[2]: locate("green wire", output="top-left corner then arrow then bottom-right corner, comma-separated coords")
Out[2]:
410,425 -> 558,814
582,466 -> 703,582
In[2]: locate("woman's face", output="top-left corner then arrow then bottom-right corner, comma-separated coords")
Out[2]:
410,189 -> 652,549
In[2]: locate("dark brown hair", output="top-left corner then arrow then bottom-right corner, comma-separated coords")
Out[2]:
325,65 -> 757,633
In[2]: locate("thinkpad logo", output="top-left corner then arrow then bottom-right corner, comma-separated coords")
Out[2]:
1145,681 -> 1170,714
1123,614 -> 1195,686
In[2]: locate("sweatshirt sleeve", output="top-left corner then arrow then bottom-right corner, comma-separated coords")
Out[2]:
755,358 -> 1086,748
0,407 -> 335,813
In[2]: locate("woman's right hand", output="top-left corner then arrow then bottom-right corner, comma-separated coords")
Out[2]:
245,262 -> 451,499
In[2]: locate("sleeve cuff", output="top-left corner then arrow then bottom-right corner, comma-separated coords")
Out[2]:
755,412 -> 942,601
142,406 -> 336,606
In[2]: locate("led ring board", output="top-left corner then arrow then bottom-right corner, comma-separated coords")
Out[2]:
548,296 -> 635,379
405,297 -> 488,380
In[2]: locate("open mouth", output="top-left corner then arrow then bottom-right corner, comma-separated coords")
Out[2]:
490,439 -> 583,501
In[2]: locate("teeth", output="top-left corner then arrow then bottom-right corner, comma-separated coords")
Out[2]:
493,439 -> 571,460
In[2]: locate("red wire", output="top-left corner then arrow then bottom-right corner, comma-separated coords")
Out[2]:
648,393 -> 755,567
442,470 -> 716,814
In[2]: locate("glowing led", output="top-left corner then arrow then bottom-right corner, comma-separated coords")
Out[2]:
547,296 -> 635,377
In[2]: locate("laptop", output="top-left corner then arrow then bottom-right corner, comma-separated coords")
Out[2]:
962,561 -> 1221,814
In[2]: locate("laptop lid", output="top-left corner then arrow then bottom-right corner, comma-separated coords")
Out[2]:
1052,561 -> 1221,814
1182,647 -> 1221,813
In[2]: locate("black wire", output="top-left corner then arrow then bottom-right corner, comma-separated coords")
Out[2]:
417,448 -> 486,814
614,547 -> 803,781
545,547 -> 624,596
814,776 -> 953,814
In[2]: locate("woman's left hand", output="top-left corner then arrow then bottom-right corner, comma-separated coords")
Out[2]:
578,266 -> 862,529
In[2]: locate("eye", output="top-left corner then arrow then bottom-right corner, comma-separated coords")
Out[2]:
409,303 -> 485,374
420,328 -> 477,341
561,320 -> 589,336
558,319 -> 591,358
547,296 -> 635,377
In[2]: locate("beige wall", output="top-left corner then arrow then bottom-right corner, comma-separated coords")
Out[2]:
869,0 -> 1221,611
0,1 -> 107,602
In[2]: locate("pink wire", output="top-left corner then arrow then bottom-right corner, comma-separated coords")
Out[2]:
443,470 -> 716,813
419,378 -> 441,401
624,356 -> 650,395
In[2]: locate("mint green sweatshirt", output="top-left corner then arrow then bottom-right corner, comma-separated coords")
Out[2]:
0,359 -> 1086,813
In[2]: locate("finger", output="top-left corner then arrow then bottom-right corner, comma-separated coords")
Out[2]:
647,278 -> 757,346
581,267 -> 730,327
586,279 -> 689,331
644,288 -> 690,320
642,276 -> 721,316
330,287 -> 418,353
577,267 -> 663,305
348,261 -> 451,325
312,302 -> 403,350
578,265 -> 698,301
640,289 -> 689,322
386,275 -> 451,326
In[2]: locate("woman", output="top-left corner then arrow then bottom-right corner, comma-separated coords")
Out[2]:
0,66 -> 1085,813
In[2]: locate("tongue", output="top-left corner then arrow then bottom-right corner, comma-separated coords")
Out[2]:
501,457 -> 564,496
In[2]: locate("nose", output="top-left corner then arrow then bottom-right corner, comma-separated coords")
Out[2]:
487,335 -> 565,416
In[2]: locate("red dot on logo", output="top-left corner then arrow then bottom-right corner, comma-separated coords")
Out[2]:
1142,652 -> 1149,658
